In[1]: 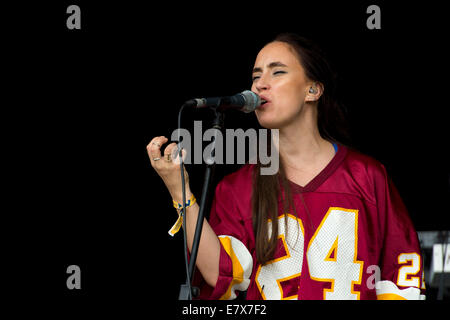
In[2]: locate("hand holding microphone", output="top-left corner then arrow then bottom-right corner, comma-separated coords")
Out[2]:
146,89 -> 262,291
147,136 -> 191,204
147,90 -> 261,201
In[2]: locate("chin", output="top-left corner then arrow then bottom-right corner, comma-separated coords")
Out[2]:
255,105 -> 293,130
255,114 -> 284,130
256,106 -> 301,130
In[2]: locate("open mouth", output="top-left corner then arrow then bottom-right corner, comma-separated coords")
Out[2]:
260,99 -> 268,106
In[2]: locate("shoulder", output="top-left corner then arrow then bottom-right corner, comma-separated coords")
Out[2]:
337,146 -> 392,205
343,146 -> 388,180
212,164 -> 255,221
216,163 -> 255,194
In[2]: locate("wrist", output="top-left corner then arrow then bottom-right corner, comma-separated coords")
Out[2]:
168,191 -> 195,237
171,189 -> 193,205
172,193 -> 197,215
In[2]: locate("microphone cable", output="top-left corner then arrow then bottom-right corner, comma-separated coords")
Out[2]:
177,102 -> 192,300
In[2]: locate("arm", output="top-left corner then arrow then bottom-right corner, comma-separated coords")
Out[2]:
374,164 -> 426,299
147,136 -> 220,287
147,136 -> 253,299
183,198 -> 220,288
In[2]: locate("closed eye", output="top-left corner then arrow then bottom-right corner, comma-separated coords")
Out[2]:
252,70 -> 286,82
252,75 -> 260,82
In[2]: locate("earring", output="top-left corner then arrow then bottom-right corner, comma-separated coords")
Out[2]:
309,87 -> 316,94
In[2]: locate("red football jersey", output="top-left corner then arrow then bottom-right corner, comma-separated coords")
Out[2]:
195,144 -> 425,300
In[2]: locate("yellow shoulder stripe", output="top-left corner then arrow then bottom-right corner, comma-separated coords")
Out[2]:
377,293 -> 407,300
219,236 -> 245,300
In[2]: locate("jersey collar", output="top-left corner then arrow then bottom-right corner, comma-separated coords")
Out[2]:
289,143 -> 348,194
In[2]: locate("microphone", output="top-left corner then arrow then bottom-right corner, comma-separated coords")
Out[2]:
184,90 -> 261,113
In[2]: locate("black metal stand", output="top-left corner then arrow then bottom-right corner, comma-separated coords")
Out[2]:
178,107 -> 225,300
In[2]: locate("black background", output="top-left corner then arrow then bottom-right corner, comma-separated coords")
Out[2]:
5,0 -> 450,312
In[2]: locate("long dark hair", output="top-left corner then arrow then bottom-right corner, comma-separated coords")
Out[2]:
252,33 -> 350,264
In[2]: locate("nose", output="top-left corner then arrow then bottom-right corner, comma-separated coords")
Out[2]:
254,75 -> 270,93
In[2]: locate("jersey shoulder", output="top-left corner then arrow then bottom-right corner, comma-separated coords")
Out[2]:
213,164 -> 255,220
343,147 -> 390,184
345,147 -> 386,174
218,163 -> 255,191
329,146 -> 391,206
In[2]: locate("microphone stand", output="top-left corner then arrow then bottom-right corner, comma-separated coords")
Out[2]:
178,105 -> 224,300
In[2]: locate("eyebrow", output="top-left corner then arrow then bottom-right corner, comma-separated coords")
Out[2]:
252,61 -> 288,73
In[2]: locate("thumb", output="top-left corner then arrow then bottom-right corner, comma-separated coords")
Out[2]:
172,146 -> 188,165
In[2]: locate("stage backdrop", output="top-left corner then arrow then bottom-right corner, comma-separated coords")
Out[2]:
7,0 -> 449,308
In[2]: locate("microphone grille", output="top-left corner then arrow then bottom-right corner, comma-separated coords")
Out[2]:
240,90 -> 261,113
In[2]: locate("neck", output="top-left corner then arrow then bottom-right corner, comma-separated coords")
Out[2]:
277,104 -> 330,167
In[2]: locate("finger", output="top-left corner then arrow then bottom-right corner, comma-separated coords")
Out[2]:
164,142 -> 183,164
172,147 -> 187,165
164,142 -> 178,160
147,136 -> 164,160
163,142 -> 178,155
147,136 -> 168,163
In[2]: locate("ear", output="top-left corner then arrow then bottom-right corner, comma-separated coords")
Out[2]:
305,82 -> 324,102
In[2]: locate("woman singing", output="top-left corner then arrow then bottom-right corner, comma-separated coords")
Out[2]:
147,33 -> 425,300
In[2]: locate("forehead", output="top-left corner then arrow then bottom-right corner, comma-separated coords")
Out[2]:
253,41 -> 301,68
